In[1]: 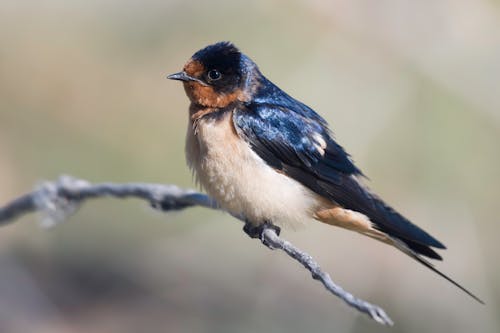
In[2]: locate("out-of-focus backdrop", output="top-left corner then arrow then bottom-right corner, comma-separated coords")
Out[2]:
1,0 -> 499,332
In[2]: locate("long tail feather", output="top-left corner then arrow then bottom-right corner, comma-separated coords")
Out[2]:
390,237 -> 484,304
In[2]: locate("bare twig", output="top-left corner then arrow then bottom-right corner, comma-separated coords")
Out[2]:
0,175 -> 393,325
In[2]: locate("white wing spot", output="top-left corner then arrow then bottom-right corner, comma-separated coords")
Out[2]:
313,133 -> 327,156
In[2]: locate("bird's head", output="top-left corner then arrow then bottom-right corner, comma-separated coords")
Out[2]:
168,42 -> 260,108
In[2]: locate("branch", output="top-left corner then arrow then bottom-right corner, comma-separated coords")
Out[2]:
0,175 -> 393,325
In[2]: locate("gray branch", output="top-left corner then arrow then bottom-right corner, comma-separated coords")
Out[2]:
0,175 -> 393,325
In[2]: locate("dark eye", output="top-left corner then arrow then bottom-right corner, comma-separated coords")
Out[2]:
207,69 -> 222,81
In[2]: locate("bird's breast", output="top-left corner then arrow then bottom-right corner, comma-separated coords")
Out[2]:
185,106 -> 324,227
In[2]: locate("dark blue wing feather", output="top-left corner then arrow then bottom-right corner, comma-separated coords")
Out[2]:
236,102 -> 361,177
233,98 -> 445,257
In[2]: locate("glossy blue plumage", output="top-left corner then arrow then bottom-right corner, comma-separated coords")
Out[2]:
236,100 -> 360,177
234,75 -> 446,256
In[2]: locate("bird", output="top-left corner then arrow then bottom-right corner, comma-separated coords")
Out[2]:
168,41 -> 483,303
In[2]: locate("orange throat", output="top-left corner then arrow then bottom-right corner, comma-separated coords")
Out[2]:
183,82 -> 246,108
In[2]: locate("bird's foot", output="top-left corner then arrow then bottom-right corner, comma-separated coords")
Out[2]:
243,221 -> 281,249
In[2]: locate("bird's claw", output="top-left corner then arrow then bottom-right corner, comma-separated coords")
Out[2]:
243,221 -> 281,249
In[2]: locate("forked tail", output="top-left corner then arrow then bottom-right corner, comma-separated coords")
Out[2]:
391,237 -> 484,304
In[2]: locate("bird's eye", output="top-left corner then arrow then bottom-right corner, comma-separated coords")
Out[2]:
207,69 -> 222,81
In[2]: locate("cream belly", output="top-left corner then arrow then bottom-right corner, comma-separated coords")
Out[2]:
185,110 -> 324,227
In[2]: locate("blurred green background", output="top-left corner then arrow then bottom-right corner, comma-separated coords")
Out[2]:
1,0 -> 499,332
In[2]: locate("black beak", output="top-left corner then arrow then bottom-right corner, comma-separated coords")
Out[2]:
167,71 -> 208,86
167,71 -> 192,82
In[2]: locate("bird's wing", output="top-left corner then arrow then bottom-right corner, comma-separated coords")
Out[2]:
233,102 -> 445,258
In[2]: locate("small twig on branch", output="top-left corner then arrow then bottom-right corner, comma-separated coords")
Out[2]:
0,175 -> 393,325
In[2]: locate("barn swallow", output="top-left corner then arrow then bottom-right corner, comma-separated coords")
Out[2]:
168,42 -> 483,303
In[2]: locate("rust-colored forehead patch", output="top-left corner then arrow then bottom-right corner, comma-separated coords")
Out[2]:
183,59 -> 205,77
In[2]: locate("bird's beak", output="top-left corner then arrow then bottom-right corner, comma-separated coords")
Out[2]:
167,71 -> 193,82
167,71 -> 209,86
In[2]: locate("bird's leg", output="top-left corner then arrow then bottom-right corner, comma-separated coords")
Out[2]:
243,220 -> 281,249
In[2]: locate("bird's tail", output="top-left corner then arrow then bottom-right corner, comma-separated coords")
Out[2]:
390,237 -> 484,304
